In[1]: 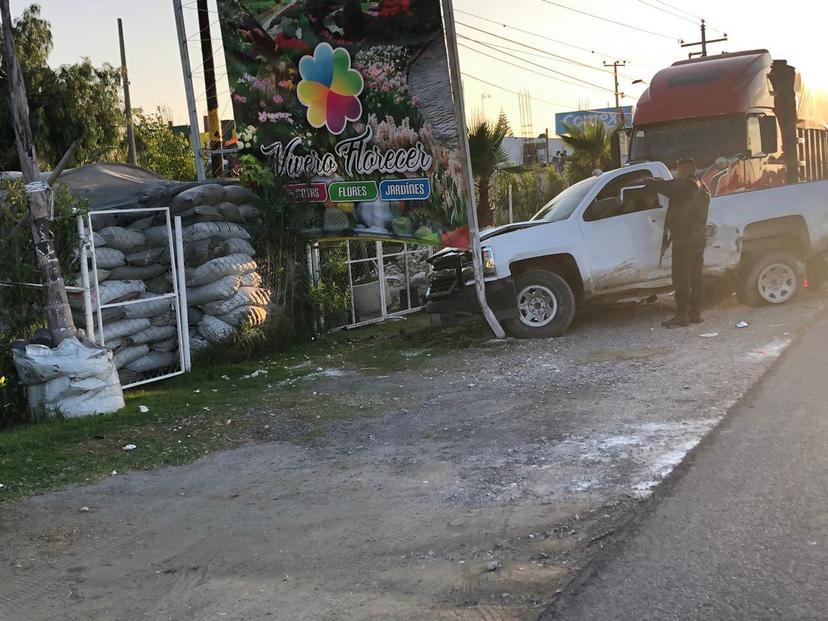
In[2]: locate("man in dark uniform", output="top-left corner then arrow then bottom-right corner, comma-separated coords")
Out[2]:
643,158 -> 710,328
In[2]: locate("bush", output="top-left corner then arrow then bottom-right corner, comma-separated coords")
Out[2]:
0,179 -> 83,426
490,167 -> 566,225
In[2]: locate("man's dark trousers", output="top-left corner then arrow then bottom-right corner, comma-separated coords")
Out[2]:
672,236 -> 705,317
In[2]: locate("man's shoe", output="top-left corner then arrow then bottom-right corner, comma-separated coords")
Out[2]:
688,311 -> 703,324
662,315 -> 689,328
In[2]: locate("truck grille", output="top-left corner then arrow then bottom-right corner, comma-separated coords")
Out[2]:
426,249 -> 473,299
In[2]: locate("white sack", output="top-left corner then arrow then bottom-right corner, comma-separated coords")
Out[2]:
12,337 -> 124,417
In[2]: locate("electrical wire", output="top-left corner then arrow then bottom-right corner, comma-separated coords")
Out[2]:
540,0 -> 682,41
462,72 -> 628,117
651,0 -> 726,33
456,22 -> 634,79
454,8 -> 659,70
636,0 -> 698,25
458,39 -> 613,93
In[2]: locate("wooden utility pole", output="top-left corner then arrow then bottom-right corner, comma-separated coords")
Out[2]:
118,18 -> 137,166
197,0 -> 223,178
1,0 -> 76,344
681,20 -> 727,58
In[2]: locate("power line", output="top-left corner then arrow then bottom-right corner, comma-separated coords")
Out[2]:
650,0 -> 726,33
458,38 -> 612,93
454,8 -> 659,70
462,72 -> 629,116
636,0 -> 697,25
458,32 -> 641,83
456,21 -> 634,79
638,0 -> 728,35
462,72 -> 575,109
540,0 -> 682,41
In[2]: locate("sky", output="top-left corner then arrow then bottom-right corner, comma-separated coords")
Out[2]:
7,0 -> 828,137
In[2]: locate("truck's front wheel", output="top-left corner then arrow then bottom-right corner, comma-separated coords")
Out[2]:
737,250 -> 801,307
504,269 -> 576,338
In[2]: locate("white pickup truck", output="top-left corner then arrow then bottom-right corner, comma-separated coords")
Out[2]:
425,161 -> 828,338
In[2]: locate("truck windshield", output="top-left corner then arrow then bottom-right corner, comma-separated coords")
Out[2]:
629,115 -> 745,168
531,176 -> 600,223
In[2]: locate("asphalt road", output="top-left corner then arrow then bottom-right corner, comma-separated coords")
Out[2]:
546,308 -> 828,620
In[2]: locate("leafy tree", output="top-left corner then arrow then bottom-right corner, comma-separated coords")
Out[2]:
496,109 -> 513,137
0,5 -> 123,170
468,117 -> 510,228
490,167 -> 566,225
134,111 -> 196,181
559,120 -> 614,183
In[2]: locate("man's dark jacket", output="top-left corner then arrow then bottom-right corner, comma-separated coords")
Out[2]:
645,176 -> 709,241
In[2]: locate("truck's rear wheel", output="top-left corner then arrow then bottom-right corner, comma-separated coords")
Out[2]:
737,250 -> 801,307
504,269 -> 575,338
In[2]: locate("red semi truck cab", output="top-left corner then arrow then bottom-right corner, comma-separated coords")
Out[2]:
629,50 -> 828,196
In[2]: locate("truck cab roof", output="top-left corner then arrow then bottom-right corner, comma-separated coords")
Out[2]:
634,50 -> 774,126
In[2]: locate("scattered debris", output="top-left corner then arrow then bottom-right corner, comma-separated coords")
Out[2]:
110,470 -> 118,476
699,332 -> 719,338
221,374 -> 230,380
589,529 -> 615,543
79,506 -> 90,513
138,405 -> 149,413
241,369 -> 268,380
485,561 -> 500,572
736,321 -> 749,328
0,483 -> 5,490
122,444 -> 137,451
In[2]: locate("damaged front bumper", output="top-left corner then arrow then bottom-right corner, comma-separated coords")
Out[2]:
424,249 -> 518,320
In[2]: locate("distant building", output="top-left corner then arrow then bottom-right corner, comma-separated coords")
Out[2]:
502,136 -> 566,166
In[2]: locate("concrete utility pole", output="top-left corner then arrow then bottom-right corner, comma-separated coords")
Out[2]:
118,18 -> 137,166
440,0 -> 506,339
603,60 -> 627,127
1,0 -> 76,343
681,19 -> 728,58
172,0 -> 207,181
197,0 -> 223,178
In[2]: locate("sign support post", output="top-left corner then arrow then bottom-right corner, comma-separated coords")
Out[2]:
440,0 -> 506,338
172,0 -> 206,182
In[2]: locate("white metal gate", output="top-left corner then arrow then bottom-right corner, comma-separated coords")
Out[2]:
77,207 -> 190,389
311,239 -> 433,329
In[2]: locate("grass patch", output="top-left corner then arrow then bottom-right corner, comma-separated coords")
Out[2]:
0,314 -> 493,501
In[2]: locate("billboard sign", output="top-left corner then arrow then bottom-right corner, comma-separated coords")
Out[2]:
555,106 -> 634,136
217,0 -> 470,248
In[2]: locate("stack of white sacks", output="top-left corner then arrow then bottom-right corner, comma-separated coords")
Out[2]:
70,183 -> 270,385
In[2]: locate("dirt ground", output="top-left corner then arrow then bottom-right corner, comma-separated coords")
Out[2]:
2,289 -> 826,621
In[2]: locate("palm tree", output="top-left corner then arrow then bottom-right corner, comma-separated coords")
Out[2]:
560,120 -> 614,182
468,117 -> 510,228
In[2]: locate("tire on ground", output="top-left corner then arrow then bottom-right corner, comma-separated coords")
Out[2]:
737,249 -> 801,307
503,269 -> 576,338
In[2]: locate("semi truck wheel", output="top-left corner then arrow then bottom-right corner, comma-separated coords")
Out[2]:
504,269 -> 575,338
737,250 -> 801,307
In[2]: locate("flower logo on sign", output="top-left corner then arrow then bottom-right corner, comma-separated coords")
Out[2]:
297,42 -> 363,135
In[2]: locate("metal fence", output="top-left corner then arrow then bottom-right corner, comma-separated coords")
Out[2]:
310,239 -> 433,329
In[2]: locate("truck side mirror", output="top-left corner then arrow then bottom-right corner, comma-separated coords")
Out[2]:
759,116 -> 778,154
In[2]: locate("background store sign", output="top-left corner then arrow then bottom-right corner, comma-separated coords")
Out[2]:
218,0 -> 469,248
555,106 -> 634,135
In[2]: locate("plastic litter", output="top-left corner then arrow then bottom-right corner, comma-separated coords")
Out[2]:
699,332 -> 719,338
736,321 -> 749,328
138,405 -> 149,413
122,444 -> 137,451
